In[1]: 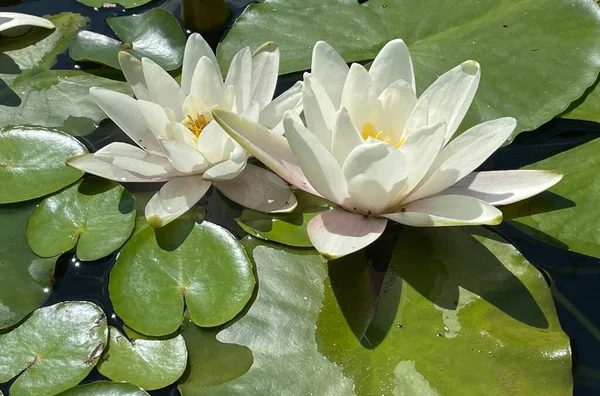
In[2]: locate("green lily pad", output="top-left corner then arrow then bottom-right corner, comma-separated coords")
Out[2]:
0,301 -> 108,396
56,381 -> 149,396
109,220 -> 255,336
0,126 -> 86,204
0,200 -> 56,329
502,138 -> 600,258
217,0 -> 600,138
76,0 -> 152,9
236,190 -> 331,247
562,76 -> 600,123
96,326 -> 187,390
178,314 -> 253,393
0,13 -> 131,136
70,8 -> 186,71
26,177 -> 135,261
199,230 -> 570,395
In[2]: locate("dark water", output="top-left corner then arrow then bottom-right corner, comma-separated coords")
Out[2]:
1,0 -> 599,395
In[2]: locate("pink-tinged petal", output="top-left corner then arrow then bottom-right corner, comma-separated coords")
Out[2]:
251,41 -> 279,110
203,146 -> 248,181
212,109 -> 320,196
311,41 -> 349,107
215,164 -> 297,213
307,209 -> 387,259
369,39 -> 415,95
385,195 -> 502,227
145,175 -> 212,228
437,170 -> 563,206
118,52 -> 149,100
66,154 -> 171,183
181,33 -> 221,96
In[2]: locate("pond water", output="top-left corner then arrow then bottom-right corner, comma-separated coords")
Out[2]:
1,1 -> 599,395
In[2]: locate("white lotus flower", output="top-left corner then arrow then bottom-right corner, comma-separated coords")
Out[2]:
68,33 -> 302,228
0,12 -> 54,37
213,39 -> 562,259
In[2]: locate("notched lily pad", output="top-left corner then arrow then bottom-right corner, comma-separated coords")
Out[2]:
26,177 -> 135,261
236,190 -> 331,247
109,220 -> 255,336
0,126 -> 86,204
0,301 -> 108,396
70,8 -> 185,70
56,381 -> 149,396
97,326 -> 187,390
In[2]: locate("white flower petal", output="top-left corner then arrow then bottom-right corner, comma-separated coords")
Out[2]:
311,41 -> 349,107
203,146 -> 247,181
307,209 -> 387,259
258,81 -> 303,131
181,33 -> 221,96
342,141 -> 408,214
242,101 -> 260,123
0,12 -> 54,35
118,52 -> 149,100
340,63 -> 378,131
183,95 -> 209,119
159,139 -> 208,175
303,75 -> 337,149
191,56 -> 225,108
378,79 -> 417,142
196,121 -> 230,164
369,39 -> 415,95
283,113 -> 349,205
89,87 -> 163,156
142,58 -> 185,120
164,121 -> 196,147
403,94 -> 430,137
422,60 -> 481,145
137,100 -> 170,138
225,47 -> 252,113
385,195 -> 502,226
94,142 -> 173,177
251,41 -> 279,110
406,117 -> 517,202
331,107 -> 363,166
437,170 -> 563,206
67,154 -> 170,183
215,164 -> 297,213
145,175 -> 212,228
212,109 -> 319,196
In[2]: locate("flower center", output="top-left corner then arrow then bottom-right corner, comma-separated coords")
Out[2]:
184,114 -> 209,138
361,122 -> 403,148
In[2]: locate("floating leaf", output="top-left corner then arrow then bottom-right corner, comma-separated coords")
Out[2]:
198,230 -> 571,395
26,177 -> 135,261
0,126 -> 86,204
76,0 -> 153,9
0,301 -> 108,396
110,220 -> 255,336
562,77 -> 600,123
70,8 -> 186,70
236,190 -> 330,247
0,200 -> 55,329
96,326 -> 187,390
503,138 -> 600,258
56,381 -> 148,396
217,0 -> 600,138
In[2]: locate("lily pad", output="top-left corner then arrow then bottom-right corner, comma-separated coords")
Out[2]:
76,0 -> 152,9
109,220 -> 255,336
217,0 -> 600,138
56,381 -> 149,396
0,126 -> 86,204
502,138 -> 600,258
562,77 -> 600,123
236,190 -> 331,247
26,177 -> 135,261
0,200 -> 56,329
96,326 -> 187,390
198,230 -> 571,395
70,8 -> 186,71
0,301 -> 108,396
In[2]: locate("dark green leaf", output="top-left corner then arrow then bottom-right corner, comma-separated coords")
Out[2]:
0,127 -> 86,204
26,177 -> 136,261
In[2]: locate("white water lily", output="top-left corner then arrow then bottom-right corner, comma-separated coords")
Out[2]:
0,12 -> 54,37
213,39 -> 562,259
68,33 -> 302,228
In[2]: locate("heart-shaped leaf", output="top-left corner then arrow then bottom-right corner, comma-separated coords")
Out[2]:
70,8 -> 185,71
0,200 -> 56,329
56,381 -> 148,396
109,219 -> 255,336
76,0 -> 152,9
0,127 -> 86,204
96,326 -> 187,390
0,301 -> 108,396
217,0 -> 600,138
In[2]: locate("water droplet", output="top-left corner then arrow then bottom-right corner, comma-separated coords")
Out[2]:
42,287 -> 50,293
382,4 -> 388,8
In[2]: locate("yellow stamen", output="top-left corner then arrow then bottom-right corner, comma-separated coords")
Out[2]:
361,122 -> 398,147
184,114 -> 209,138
